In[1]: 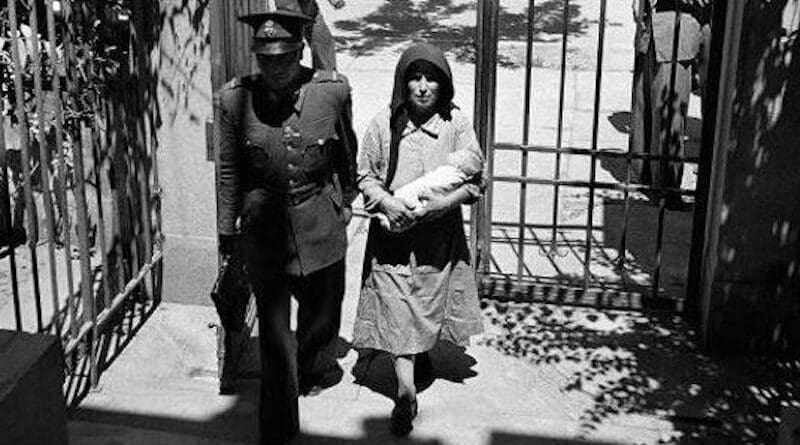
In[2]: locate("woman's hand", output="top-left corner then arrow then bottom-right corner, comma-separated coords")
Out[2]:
412,186 -> 472,224
379,195 -> 415,229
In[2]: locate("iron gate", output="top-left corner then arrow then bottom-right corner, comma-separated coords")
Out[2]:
0,0 -> 163,394
472,0 -> 714,311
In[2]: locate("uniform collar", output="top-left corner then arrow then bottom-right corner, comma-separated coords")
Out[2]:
292,68 -> 316,114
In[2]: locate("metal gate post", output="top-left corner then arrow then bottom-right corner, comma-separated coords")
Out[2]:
472,0 -> 499,278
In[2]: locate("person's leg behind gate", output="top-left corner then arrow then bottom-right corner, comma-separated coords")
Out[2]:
650,58 -> 692,208
306,10 -> 337,71
630,45 -> 656,186
293,258 -> 346,395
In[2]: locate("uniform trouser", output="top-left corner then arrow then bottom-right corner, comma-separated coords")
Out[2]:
246,258 -> 345,445
305,11 -> 337,71
631,47 -> 693,192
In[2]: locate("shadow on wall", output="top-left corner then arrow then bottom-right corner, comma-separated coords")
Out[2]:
158,0 -> 213,126
333,0 -> 588,68
478,298 -> 800,444
709,0 -> 800,352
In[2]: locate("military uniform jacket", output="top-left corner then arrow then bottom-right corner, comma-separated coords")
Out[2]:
215,69 -> 358,276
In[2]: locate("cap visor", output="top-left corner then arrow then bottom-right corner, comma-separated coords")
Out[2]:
251,40 -> 304,55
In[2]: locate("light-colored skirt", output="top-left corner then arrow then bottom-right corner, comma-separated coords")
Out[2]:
352,211 -> 483,355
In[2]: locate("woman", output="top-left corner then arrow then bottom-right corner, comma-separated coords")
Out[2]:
352,43 -> 485,436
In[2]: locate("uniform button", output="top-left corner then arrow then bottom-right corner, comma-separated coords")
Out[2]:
317,138 -> 325,145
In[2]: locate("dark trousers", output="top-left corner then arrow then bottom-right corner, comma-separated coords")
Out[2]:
631,46 -> 692,191
305,11 -> 337,71
246,258 -> 345,445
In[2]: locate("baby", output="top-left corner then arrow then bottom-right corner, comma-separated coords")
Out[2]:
376,148 -> 482,232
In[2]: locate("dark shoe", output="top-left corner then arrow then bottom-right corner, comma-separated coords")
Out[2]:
414,352 -> 434,388
218,329 -> 244,395
390,395 -> 418,437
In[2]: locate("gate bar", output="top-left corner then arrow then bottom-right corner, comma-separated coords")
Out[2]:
493,143 -> 699,162
652,8 -> 684,300
583,0 -> 608,289
46,0 -> 77,339
473,0 -> 499,275
8,0 -> 45,332
61,0 -> 81,344
0,106 -> 22,330
518,0 -> 536,284
30,0 -> 64,337
89,112 -> 112,310
130,0 -> 158,300
547,0 -> 571,258
63,0 -> 99,387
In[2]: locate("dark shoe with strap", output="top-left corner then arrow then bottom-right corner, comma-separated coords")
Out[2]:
390,395 -> 418,437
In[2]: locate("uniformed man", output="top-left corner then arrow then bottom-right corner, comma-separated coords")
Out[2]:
630,0 -> 711,211
214,1 -> 357,442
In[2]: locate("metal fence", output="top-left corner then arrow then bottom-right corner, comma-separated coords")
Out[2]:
0,0 -> 163,392
472,0 -> 713,311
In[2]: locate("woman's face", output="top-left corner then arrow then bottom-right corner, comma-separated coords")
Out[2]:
406,73 -> 440,116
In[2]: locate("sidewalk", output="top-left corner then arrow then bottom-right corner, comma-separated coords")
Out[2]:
67,214 -> 794,444
68,216 -> 673,445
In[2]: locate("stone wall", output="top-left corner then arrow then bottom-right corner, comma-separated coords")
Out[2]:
707,0 -> 800,353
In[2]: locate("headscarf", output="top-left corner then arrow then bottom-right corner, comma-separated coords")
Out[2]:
386,43 -> 455,187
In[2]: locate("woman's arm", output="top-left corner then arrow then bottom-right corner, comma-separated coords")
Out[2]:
356,115 -> 414,227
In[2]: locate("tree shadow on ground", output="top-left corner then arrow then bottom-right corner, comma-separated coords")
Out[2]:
333,0 -> 588,68
352,341 -> 478,400
477,299 -> 800,443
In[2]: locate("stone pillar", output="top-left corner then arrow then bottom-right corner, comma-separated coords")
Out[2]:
700,0 -> 800,353
0,330 -> 67,445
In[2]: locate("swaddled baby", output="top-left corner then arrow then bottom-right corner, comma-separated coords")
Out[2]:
376,148 -> 482,232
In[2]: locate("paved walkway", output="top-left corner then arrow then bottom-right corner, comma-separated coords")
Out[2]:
68,215 -> 795,444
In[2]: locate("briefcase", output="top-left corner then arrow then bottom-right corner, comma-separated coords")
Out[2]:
210,255 -> 250,332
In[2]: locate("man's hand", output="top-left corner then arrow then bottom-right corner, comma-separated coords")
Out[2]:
379,195 -> 415,229
328,0 -> 345,9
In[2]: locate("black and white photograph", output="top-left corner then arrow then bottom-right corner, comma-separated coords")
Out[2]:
0,0 -> 799,444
